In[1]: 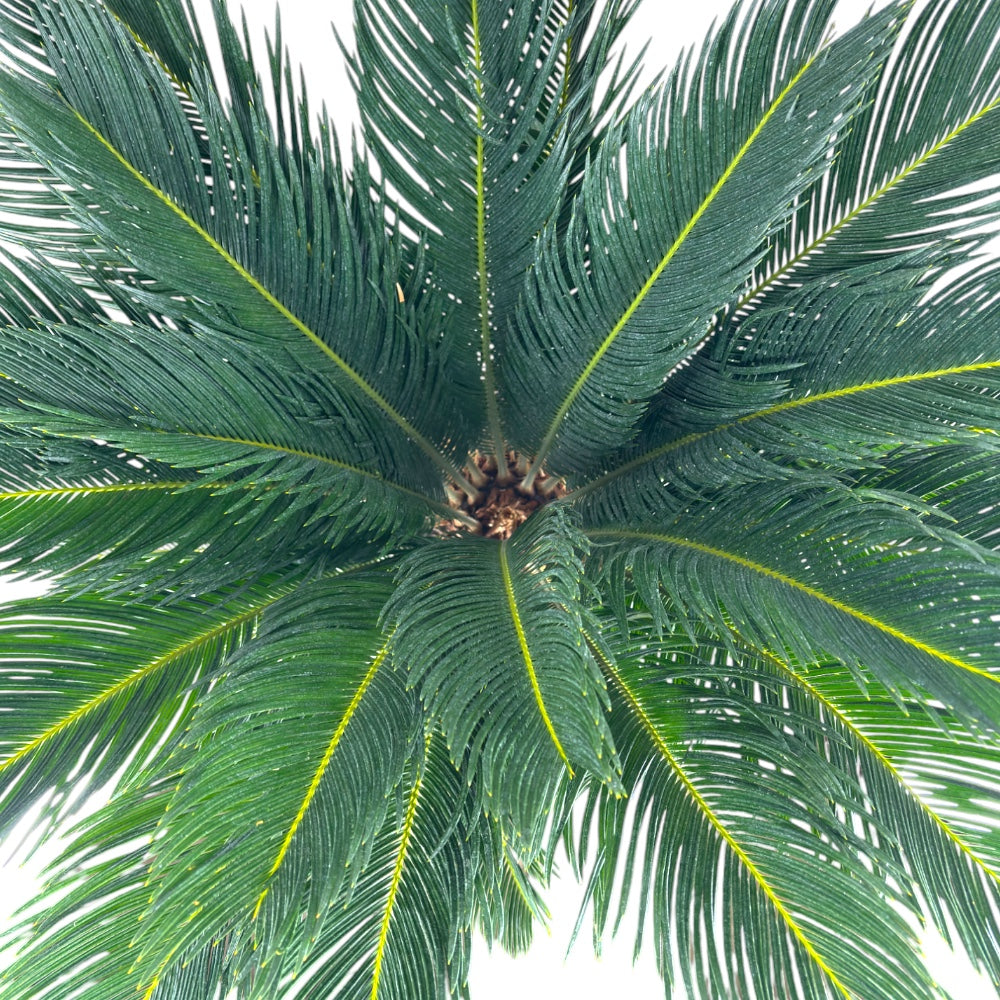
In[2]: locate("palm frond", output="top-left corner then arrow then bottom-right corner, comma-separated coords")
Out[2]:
387,505 -> 620,847
473,825 -> 552,958
503,0 -> 905,482
582,615 -> 1000,999
592,480 -> 1000,729
729,632 -> 1000,982
577,252 -> 1000,521
870,444 -> 1000,552
254,732 -> 479,1000
0,582 -> 280,840
102,0 -> 209,90
742,0 -> 1000,308
0,308 -> 450,589
126,571 -> 418,991
0,1 -> 475,492
0,775 -> 176,1000
348,0 -> 642,471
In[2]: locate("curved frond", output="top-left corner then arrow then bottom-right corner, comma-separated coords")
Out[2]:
592,481 -> 1000,729
473,826 -> 552,958
577,254 -> 1000,521
0,776 -> 177,1000
727,629 -> 1000,983
743,0 -> 1000,310
126,571 -> 418,992
0,1 -> 474,491
0,579 -> 281,838
870,444 -> 1000,553
0,436 -> 426,595
258,732 -> 479,1000
0,440 -> 238,591
505,0 -> 904,481
583,618 -> 997,999
0,309 -> 454,589
387,505 -> 620,845
102,0 -> 209,90
350,0 -> 643,469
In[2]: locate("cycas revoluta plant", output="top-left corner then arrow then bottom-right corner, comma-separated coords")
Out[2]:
1,0 -> 999,996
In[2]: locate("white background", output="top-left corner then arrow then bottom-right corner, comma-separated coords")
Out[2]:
2,1 -> 999,997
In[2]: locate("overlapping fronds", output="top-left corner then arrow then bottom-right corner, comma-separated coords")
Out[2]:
0,775 -> 179,1000
349,0 -> 644,470
256,732 -> 480,1000
592,480 -> 1000,728
387,505 -> 619,848
745,641 -> 1000,977
580,617 -> 1000,999
745,0 -> 1000,300
472,824 -> 552,958
0,0 -> 473,492
0,581 -> 279,838
2,0 -> 1000,997
127,572 -> 417,992
0,309 -> 444,589
504,0 -> 906,481
577,251 -> 1000,522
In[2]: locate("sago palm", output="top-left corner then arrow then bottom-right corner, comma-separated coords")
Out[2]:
1,0 -> 999,997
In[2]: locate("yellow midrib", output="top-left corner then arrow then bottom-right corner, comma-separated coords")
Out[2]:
732,627 -> 1000,889
589,528 -> 999,685
0,595 -> 280,777
735,94 -> 1000,317
65,105 -> 468,490
600,654 -> 853,999
370,730 -> 431,1000
528,51 -> 819,477
252,637 -> 390,923
498,538 -> 574,775
16,423 -> 466,523
470,0 -> 507,472
0,480 -> 197,500
577,359 -> 1000,497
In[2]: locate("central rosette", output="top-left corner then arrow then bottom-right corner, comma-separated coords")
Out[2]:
448,452 -> 567,538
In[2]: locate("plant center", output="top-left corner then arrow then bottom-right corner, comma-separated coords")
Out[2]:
446,452 -> 567,539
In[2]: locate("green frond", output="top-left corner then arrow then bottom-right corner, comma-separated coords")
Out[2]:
0,1 -> 474,490
125,572 -> 418,991
349,0 -> 641,467
744,0 -> 1000,308
0,312 -> 448,588
591,480 -> 1000,728
0,776 -> 177,1000
583,616 -> 998,999
504,0 -> 905,481
386,505 -> 620,846
0,582 -> 279,840
102,0 -> 209,90
578,253 -> 1000,521
728,631 -> 1000,983
473,828 -> 551,958
869,444 -> 1000,552
252,733 -> 480,1000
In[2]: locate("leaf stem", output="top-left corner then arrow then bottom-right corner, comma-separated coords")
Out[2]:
471,0 -> 510,481
499,537 -> 574,775
253,635 -> 391,924
370,729 -> 431,1000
